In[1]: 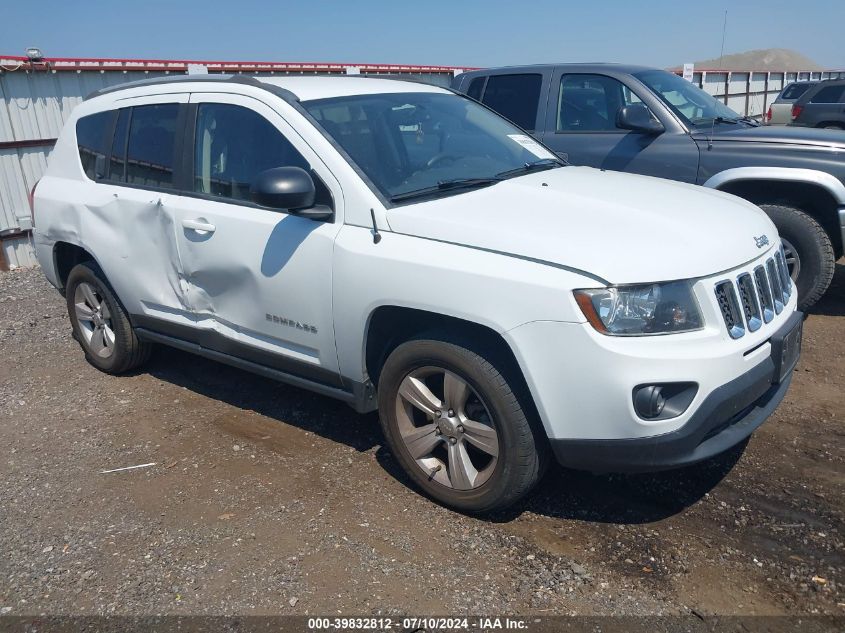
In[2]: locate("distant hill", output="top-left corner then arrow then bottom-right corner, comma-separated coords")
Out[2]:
672,48 -> 824,71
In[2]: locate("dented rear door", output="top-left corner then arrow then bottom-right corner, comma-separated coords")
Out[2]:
73,93 -> 194,331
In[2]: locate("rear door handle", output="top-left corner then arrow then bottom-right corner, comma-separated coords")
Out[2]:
182,218 -> 216,233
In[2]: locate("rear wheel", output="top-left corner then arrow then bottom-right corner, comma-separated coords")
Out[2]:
377,336 -> 547,513
66,261 -> 151,374
759,204 -> 835,311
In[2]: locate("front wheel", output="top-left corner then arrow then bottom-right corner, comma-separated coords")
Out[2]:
759,204 -> 835,311
377,336 -> 547,513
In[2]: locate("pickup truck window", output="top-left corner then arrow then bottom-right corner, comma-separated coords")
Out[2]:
557,74 -> 651,132
480,74 -> 542,131
466,76 -> 486,101
304,92 -> 558,202
633,69 -> 741,128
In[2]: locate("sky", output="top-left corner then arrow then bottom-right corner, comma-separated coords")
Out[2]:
1,0 -> 842,69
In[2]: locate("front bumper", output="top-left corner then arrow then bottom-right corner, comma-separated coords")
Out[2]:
544,309 -> 803,472
504,259 -> 801,472
549,337 -> 794,473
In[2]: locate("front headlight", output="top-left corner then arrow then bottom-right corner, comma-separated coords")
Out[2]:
574,281 -> 703,336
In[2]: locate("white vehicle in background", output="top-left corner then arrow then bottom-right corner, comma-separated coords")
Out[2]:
32,75 -> 801,512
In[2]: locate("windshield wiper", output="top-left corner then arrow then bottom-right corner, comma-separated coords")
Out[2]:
496,158 -> 564,179
733,115 -> 761,127
389,177 -> 502,202
694,116 -> 739,125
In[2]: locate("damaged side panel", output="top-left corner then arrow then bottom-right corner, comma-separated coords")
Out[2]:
35,178 -> 193,325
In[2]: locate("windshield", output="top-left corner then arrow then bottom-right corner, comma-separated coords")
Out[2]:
633,69 -> 743,128
302,92 -> 560,201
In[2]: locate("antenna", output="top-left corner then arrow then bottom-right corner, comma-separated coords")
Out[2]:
709,9 -> 729,149
718,10 -> 728,69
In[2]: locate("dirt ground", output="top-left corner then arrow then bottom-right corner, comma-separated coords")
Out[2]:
0,264 -> 843,617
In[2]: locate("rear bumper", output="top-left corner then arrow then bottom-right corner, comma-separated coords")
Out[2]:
550,312 -> 802,473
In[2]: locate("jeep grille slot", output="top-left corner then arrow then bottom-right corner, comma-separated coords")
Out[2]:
766,258 -> 785,314
775,248 -> 792,301
753,265 -> 775,324
736,273 -> 762,332
715,281 -> 745,339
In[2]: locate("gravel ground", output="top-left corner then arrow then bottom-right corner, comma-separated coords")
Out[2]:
0,264 -> 843,617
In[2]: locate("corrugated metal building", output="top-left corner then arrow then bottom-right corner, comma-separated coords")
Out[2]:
1,55 -> 843,270
0,55 -> 463,269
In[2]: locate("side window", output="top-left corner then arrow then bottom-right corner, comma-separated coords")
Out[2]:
809,85 -> 845,103
481,73 -> 542,130
557,74 -> 654,132
126,103 -> 179,189
108,108 -> 130,182
193,103 -> 311,202
466,76 -> 486,101
75,111 -> 114,180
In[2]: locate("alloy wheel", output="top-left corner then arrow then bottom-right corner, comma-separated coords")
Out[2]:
394,367 -> 499,490
74,282 -> 115,358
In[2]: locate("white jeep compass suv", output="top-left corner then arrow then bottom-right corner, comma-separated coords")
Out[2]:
32,75 -> 802,512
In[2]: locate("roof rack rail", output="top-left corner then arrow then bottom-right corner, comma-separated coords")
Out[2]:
84,74 -> 299,102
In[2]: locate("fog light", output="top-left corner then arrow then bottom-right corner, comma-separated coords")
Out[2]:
634,385 -> 666,419
632,382 -> 698,421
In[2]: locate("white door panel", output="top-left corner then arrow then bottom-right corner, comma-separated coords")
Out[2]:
92,93 -> 193,325
169,92 -> 343,381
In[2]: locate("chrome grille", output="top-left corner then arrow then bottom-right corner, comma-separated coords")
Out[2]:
753,265 -> 775,324
767,258 -> 785,314
736,273 -> 762,332
715,281 -> 745,339
775,248 -> 791,301
714,253 -> 792,339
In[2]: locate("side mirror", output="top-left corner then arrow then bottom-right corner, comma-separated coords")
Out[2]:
616,104 -> 664,134
250,167 -> 331,219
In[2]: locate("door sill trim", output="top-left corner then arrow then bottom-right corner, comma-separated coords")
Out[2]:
135,328 -> 375,412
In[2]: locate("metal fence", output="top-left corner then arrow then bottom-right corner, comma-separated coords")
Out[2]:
1,56 -> 844,269
690,69 -> 845,118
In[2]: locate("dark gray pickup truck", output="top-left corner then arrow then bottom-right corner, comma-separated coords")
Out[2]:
452,64 -> 845,310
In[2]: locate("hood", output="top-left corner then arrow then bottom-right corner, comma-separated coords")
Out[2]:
693,124 -> 845,150
386,167 -> 778,285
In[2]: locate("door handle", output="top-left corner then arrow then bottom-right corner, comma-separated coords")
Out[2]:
182,218 -> 216,233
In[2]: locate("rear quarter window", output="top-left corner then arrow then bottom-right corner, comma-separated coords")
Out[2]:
780,83 -> 812,100
75,111 -> 114,180
808,85 -> 845,104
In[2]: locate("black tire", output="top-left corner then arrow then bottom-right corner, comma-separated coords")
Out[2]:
759,203 -> 835,311
377,335 -> 547,513
66,261 -> 151,374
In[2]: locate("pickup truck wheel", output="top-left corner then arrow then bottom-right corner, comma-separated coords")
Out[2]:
377,337 -> 546,514
759,204 -> 835,311
66,261 -> 151,374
